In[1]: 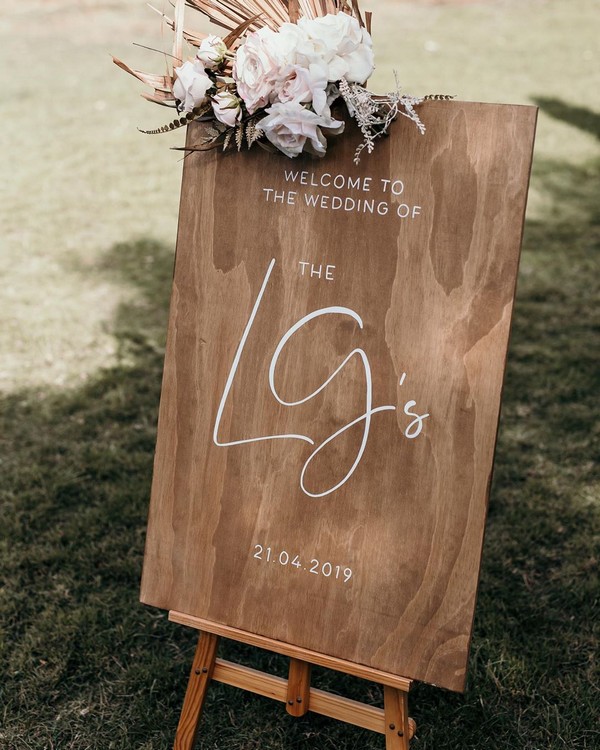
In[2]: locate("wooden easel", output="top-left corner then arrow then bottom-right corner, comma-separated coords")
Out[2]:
169,611 -> 416,750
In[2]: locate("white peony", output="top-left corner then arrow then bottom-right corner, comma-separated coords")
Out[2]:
298,13 -> 375,84
212,91 -> 242,127
233,27 -> 283,114
196,35 -> 228,69
173,61 -> 212,113
258,101 -> 344,159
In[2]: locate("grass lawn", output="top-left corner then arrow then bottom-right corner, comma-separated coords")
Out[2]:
1,1 -> 598,748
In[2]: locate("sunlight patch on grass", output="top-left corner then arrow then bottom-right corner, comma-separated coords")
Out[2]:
0,1 -> 187,391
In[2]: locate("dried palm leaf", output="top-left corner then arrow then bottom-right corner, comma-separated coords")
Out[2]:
350,0 -> 364,27
141,91 -> 178,107
186,0 -> 283,31
288,0 -> 300,23
299,0 -> 337,19
185,0 -> 364,31
222,15 -> 262,48
112,58 -> 173,91
147,4 -> 208,47
172,0 -> 186,64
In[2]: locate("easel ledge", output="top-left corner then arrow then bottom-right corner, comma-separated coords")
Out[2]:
169,610 -> 416,749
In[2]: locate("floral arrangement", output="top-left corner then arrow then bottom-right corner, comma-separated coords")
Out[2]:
114,0 -> 429,163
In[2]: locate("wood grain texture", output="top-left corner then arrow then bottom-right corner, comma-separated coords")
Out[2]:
144,101 -> 537,692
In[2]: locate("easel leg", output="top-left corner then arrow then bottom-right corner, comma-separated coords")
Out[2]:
286,658 -> 312,717
173,631 -> 219,750
383,686 -> 411,750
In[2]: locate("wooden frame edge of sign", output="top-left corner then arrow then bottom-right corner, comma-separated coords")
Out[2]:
170,614 -> 416,750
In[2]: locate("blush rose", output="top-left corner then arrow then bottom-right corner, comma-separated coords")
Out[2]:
258,101 -> 344,158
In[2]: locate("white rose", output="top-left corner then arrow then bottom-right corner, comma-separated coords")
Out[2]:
233,27 -> 282,114
341,42 -> 375,84
298,13 -> 375,83
173,61 -> 212,113
212,91 -> 242,127
318,110 -> 345,137
299,13 -> 362,56
272,22 -> 311,65
319,82 -> 341,119
257,101 -> 344,159
275,62 -> 329,115
196,35 -> 228,69
233,23 -> 327,114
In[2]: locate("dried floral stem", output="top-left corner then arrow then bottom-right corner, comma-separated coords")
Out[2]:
339,75 -> 425,164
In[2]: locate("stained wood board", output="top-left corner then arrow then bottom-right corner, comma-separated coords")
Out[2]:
141,100 -> 537,692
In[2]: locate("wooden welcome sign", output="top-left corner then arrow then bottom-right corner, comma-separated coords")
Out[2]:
142,99 -> 536,744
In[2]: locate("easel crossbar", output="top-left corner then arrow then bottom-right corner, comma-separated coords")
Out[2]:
169,610 -> 412,691
213,658 -> 412,735
171,622 -> 417,749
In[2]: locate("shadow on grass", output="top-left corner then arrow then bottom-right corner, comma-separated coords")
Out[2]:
533,97 -> 600,141
1,153 -> 598,748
